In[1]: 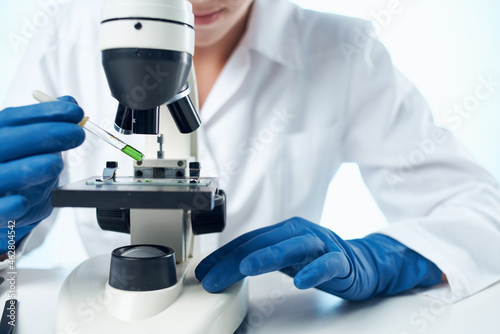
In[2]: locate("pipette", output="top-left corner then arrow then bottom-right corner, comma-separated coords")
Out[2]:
33,90 -> 144,162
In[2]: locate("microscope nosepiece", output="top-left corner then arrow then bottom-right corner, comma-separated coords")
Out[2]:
166,83 -> 201,133
114,104 -> 160,135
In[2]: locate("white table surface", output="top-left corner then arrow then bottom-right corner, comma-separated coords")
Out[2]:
1,268 -> 499,334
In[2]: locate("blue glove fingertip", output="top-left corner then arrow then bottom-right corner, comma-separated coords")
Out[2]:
70,123 -> 86,148
199,264 -> 246,293
52,99 -> 84,124
293,272 -> 314,290
201,276 -> 222,293
195,250 -> 229,281
1,100 -> 83,127
194,264 -> 208,281
239,258 -> 253,276
195,257 -> 218,281
46,123 -> 86,151
57,95 -> 79,105
64,103 -> 85,125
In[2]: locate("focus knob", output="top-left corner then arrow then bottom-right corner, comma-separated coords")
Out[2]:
97,208 -> 130,234
191,189 -> 226,235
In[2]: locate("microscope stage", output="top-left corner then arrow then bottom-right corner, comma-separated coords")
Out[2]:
52,177 -> 218,210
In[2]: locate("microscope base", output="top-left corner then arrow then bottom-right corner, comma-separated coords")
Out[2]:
56,254 -> 248,334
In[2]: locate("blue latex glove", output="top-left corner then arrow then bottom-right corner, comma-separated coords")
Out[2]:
195,217 -> 442,301
0,97 -> 85,250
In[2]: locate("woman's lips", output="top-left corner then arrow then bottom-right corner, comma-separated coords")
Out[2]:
194,9 -> 224,26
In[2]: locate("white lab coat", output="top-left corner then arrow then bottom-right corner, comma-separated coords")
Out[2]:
2,0 -> 500,303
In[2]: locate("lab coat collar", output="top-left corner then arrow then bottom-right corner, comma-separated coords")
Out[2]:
199,0 -> 302,125
246,0 -> 303,69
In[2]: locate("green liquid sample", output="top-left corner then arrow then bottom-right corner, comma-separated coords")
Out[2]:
121,145 -> 144,162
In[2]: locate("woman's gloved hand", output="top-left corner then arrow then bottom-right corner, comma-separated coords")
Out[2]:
195,217 -> 442,301
0,97 -> 85,246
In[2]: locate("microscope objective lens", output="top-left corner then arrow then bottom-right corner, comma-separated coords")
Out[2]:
122,145 -> 144,162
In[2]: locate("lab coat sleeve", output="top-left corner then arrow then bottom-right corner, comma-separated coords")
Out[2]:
0,11 -> 63,257
339,29 -> 500,303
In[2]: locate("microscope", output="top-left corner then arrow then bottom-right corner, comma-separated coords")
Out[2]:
53,1 -> 248,333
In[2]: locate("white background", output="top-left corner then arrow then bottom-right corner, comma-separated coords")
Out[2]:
0,0 -> 499,267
